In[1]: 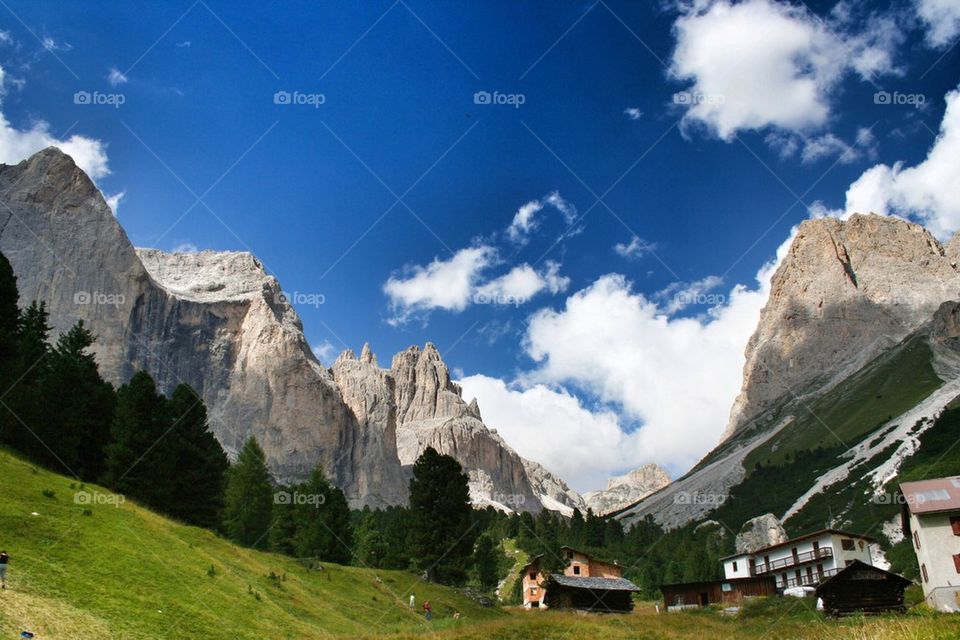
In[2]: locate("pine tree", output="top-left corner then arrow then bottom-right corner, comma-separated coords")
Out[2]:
0,251 -> 19,406
42,321 -> 116,479
352,509 -> 387,567
222,437 -> 275,548
407,447 -> 476,585
287,464 -> 353,563
102,371 -> 174,509
5,302 -> 52,459
269,484 -> 297,556
473,534 -> 499,591
164,383 -> 229,528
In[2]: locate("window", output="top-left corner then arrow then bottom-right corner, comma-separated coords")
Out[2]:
922,564 -> 929,583
732,561 -> 738,572
914,531 -> 921,549
954,554 -> 960,574
530,587 -> 538,595
529,572 -> 536,580
951,517 -> 960,536
841,539 -> 855,551
573,565 -> 581,575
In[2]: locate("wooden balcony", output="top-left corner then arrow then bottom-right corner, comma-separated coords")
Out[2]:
753,547 -> 833,575
780,567 -> 840,589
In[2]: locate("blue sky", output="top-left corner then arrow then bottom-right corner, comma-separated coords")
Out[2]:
0,0 -> 958,490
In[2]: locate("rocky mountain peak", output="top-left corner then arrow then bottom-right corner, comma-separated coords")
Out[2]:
725,213 -> 960,438
359,342 -> 377,366
583,463 -> 671,515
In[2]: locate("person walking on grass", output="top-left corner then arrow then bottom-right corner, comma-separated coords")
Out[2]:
423,600 -> 432,621
409,593 -> 415,609
0,550 -> 8,589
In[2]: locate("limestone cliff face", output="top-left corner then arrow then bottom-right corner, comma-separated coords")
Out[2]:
0,148 -> 403,506
329,346 -> 409,506
725,213 -> 960,439
390,344 -> 545,512
0,147 -> 580,513
583,464 -> 671,515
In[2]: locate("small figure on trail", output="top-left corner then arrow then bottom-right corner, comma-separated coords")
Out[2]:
423,600 -> 432,621
409,593 -> 415,609
0,550 -> 8,589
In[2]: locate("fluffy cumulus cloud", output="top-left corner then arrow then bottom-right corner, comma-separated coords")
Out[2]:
474,261 -> 569,306
624,107 -> 643,121
384,246 -> 494,323
670,0 -> 901,140
383,243 -> 570,323
813,84 -> 960,239
457,375 -> 635,490
914,0 -> 960,48
461,234 -> 798,490
0,65 -> 113,186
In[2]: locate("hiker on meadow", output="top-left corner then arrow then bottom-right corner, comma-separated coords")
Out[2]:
409,593 -> 415,609
423,600 -> 432,621
0,550 -> 8,589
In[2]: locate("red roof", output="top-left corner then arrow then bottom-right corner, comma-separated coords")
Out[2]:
900,477 -> 960,515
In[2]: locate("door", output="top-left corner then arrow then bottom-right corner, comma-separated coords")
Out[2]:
812,541 -> 819,558
698,592 -> 709,606
749,558 -> 756,576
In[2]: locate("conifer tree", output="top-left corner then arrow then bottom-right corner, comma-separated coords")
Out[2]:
42,321 -> 115,479
473,534 -> 499,590
222,437 -> 274,548
165,383 -> 229,528
102,371 -> 174,509
407,447 -> 475,584
288,465 -> 353,563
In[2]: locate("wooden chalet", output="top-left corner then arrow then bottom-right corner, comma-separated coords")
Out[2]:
660,575 -> 777,611
519,546 -> 639,612
815,560 -> 912,616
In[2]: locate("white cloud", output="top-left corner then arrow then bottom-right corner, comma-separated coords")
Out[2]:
614,235 -> 656,260
914,0 -> 960,48
513,235 -> 793,475
0,31 -> 12,46
384,246 -> 494,323
506,191 -> 577,244
0,67 -> 110,181
107,67 -> 128,86
624,107 -> 643,121
172,242 -> 199,253
670,0 -> 901,140
104,190 -> 125,215
475,261 -> 570,305
506,199 -> 543,244
821,84 -> 960,238
656,275 -> 724,313
312,341 -> 337,364
458,375 -> 635,491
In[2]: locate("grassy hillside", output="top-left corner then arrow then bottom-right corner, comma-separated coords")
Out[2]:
0,448 -> 501,639
707,336 -> 943,532
745,335 -> 941,470
3,447 -> 960,639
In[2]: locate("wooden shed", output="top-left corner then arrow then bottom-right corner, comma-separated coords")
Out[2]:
815,560 -> 912,616
660,576 -> 778,611
543,574 -> 640,612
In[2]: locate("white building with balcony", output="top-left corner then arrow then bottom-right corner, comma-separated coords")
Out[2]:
720,529 -> 876,590
900,477 -> 960,612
